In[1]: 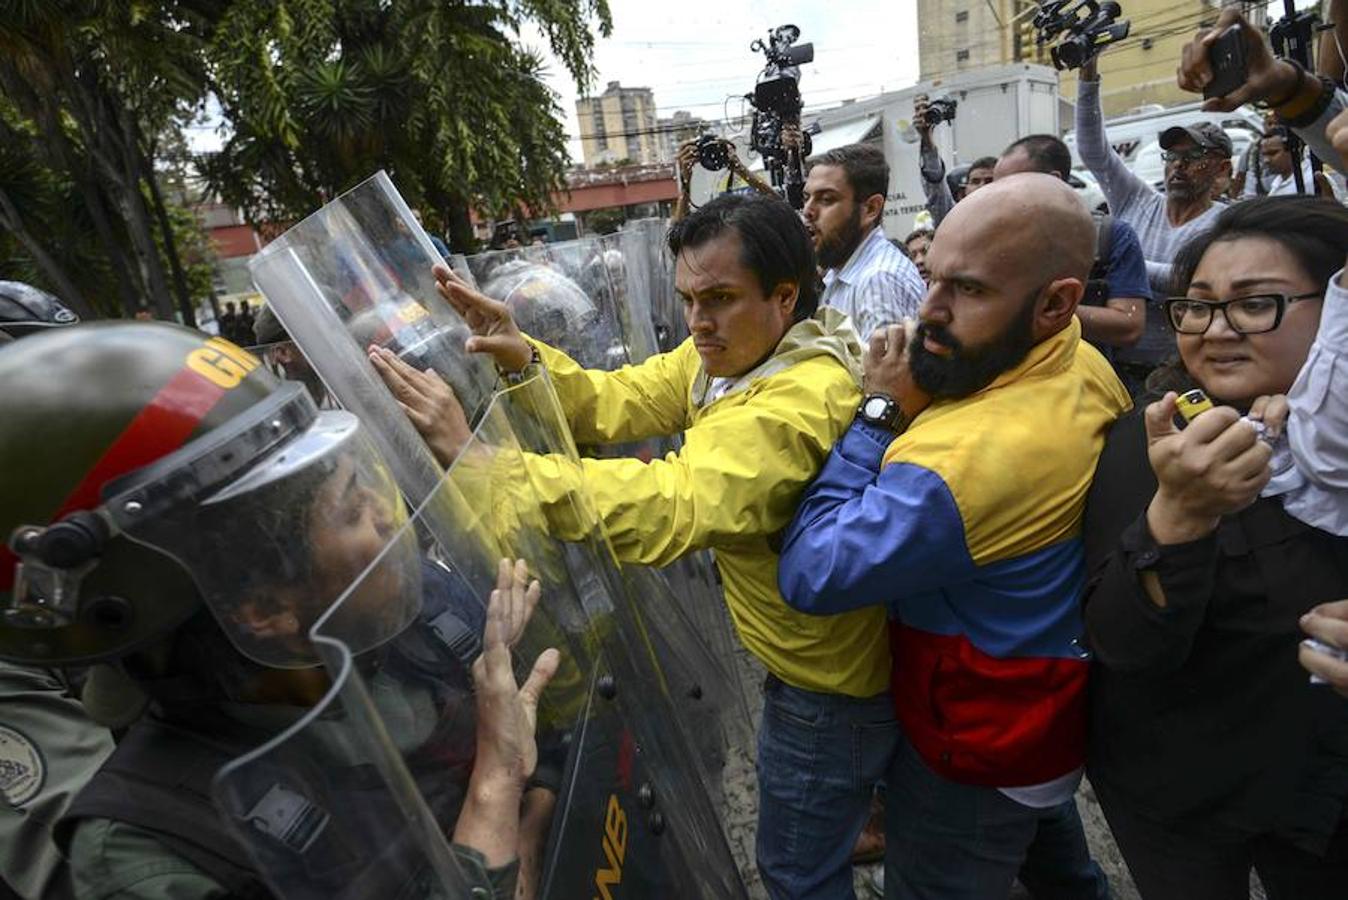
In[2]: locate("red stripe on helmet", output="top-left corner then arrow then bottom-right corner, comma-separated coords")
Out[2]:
1,366 -> 230,591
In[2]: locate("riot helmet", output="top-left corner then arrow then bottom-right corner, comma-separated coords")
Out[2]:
0,322 -> 420,670
0,280 -> 80,339
478,258 -> 605,366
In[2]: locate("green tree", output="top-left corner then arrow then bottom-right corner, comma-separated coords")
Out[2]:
0,0 -> 215,322
202,0 -> 611,251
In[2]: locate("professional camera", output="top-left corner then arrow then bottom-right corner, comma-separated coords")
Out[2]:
922,96 -> 958,127
745,24 -> 815,208
1034,0 -> 1131,71
695,134 -> 731,171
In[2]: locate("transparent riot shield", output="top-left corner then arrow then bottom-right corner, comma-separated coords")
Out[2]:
453,237 -> 634,372
596,229 -> 660,366
213,375 -> 748,899
249,171 -> 498,520
251,176 -> 746,822
625,218 -> 683,353
455,228 -> 751,773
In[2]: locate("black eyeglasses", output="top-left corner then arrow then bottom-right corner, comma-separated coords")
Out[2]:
1163,292 -> 1322,335
1161,149 -> 1220,165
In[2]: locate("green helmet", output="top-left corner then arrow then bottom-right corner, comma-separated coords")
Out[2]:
0,321 -> 419,668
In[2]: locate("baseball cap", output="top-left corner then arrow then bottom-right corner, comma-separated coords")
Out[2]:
1160,123 -> 1234,157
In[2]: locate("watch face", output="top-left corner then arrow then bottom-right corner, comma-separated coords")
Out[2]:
863,396 -> 891,420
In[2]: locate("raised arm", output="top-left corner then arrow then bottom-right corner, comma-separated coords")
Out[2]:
1076,59 -> 1156,214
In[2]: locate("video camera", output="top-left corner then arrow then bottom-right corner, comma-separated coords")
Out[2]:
745,24 -> 815,209
1034,0 -> 1131,71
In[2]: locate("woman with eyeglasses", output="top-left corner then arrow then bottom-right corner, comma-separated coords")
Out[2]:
1080,196 -> 1348,899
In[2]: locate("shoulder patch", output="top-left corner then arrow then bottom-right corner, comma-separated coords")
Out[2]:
0,723 -> 46,807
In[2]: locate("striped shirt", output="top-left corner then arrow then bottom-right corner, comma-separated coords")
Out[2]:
1076,78 -> 1227,366
819,225 -> 926,341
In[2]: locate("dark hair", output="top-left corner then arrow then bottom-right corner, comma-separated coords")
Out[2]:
1171,196 -> 1348,297
969,156 -> 999,174
1001,134 -> 1073,179
667,193 -> 820,322
809,143 -> 889,204
904,228 -> 934,245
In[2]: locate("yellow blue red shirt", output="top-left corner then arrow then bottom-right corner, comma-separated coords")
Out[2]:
779,319 -> 1130,785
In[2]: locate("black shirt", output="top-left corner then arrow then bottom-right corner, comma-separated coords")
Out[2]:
1082,400 -> 1348,853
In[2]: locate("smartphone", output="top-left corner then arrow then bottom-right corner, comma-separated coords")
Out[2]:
1204,25 -> 1247,100
1175,388 -> 1214,423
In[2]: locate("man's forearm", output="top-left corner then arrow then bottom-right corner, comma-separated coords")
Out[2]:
1076,77 -> 1151,212
1077,300 -> 1144,347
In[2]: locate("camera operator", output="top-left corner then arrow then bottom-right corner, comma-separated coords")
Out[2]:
802,144 -> 926,339
673,136 -> 777,223
1076,54 -> 1233,395
994,134 -> 1150,356
914,94 -> 995,228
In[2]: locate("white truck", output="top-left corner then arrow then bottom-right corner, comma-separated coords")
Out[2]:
1063,101 -> 1266,194
689,62 -> 1062,238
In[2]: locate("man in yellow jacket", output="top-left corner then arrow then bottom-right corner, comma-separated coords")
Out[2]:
380,193 -> 895,899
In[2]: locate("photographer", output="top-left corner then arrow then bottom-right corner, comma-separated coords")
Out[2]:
1082,196 -> 1348,898
914,93 -> 995,227
1076,54 -> 1233,394
673,136 -> 776,222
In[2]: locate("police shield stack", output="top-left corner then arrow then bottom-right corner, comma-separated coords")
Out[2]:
453,221 -> 753,769
247,172 -> 749,898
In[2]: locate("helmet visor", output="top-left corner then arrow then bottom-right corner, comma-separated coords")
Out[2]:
104,397 -> 420,669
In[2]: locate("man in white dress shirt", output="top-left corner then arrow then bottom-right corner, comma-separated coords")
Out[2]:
802,143 -> 926,340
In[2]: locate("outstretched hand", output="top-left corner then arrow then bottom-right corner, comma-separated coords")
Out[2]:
368,345 -> 471,466
471,560 -> 560,789
452,559 -> 559,869
432,264 -> 534,372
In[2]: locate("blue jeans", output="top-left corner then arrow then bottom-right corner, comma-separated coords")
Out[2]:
884,729 -> 1110,900
755,674 -> 898,900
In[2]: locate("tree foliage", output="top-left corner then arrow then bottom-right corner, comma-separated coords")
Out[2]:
0,0 -> 611,317
202,0 -> 612,250
0,0 -> 218,321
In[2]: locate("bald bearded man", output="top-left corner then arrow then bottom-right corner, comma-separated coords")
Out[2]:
779,175 -> 1130,899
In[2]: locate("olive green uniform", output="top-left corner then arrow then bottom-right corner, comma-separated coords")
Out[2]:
0,664 -> 114,900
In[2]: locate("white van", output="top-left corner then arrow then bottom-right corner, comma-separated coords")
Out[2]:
1063,101 -> 1265,185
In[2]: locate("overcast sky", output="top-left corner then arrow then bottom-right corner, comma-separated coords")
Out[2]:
186,1 -> 921,156
526,0 -> 922,158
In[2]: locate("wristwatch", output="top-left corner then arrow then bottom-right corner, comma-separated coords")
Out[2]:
858,393 -> 907,433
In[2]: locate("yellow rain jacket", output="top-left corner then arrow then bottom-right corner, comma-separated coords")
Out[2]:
524,309 -> 890,698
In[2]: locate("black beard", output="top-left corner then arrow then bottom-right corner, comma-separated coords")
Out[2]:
908,290 -> 1040,399
816,204 -> 865,270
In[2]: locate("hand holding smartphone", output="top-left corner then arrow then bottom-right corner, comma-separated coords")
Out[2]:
1204,25 -> 1248,100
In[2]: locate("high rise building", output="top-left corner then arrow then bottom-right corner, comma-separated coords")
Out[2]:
575,81 -> 661,166
916,0 -> 1245,118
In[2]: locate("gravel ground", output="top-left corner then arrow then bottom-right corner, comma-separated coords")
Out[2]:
717,645 -> 1152,900
716,643 -> 1271,899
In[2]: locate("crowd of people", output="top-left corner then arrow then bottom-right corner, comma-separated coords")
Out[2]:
1,7 -> 1348,900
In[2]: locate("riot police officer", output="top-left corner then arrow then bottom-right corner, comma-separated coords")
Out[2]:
0,322 -> 558,900
0,282 -> 104,900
